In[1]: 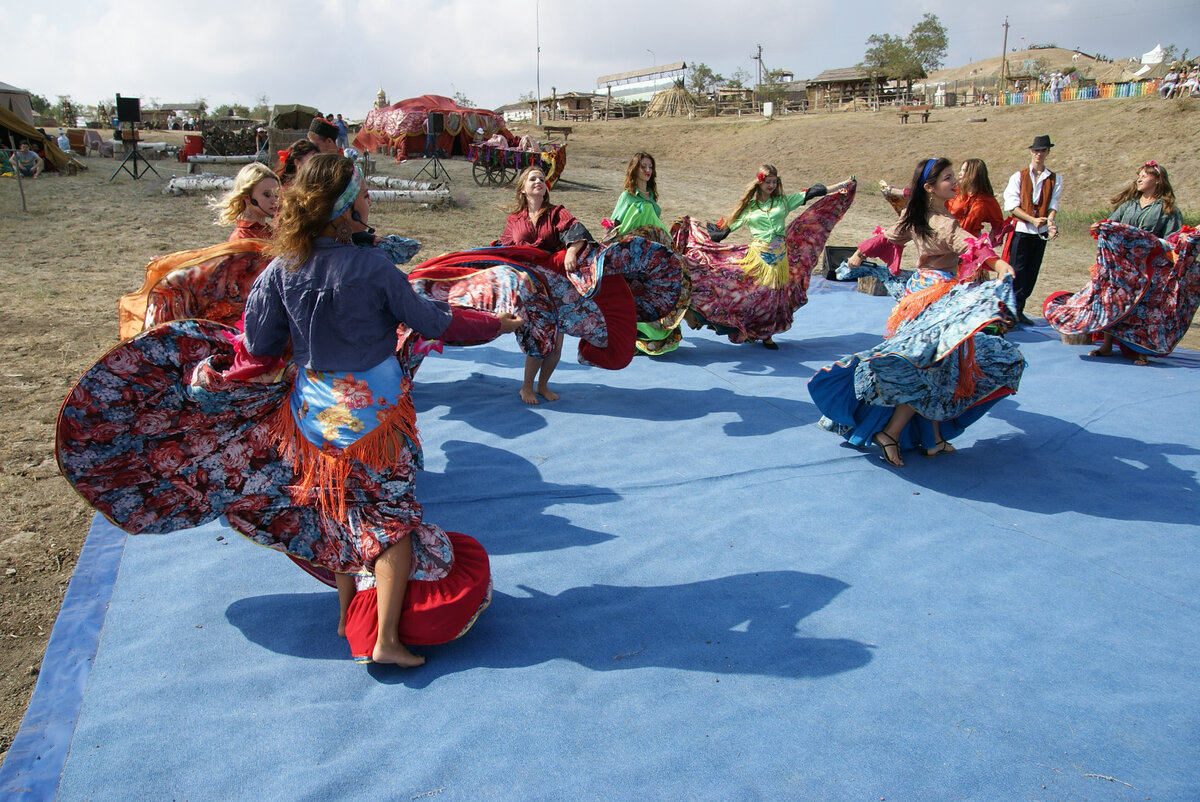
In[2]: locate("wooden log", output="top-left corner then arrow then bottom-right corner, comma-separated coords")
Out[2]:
366,175 -> 439,191
367,188 -> 451,206
163,174 -> 235,195
187,154 -> 259,164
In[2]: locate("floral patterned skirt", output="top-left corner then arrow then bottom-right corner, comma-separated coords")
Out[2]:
808,278 -> 1025,451
673,184 -> 856,343
1044,223 -> 1200,355
56,321 -> 491,645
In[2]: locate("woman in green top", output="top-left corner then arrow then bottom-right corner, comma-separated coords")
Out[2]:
690,164 -> 853,348
607,152 -> 690,355
1092,161 -> 1183,240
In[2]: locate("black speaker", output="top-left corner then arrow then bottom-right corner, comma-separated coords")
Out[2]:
428,112 -> 444,134
822,246 -> 859,280
116,95 -> 141,124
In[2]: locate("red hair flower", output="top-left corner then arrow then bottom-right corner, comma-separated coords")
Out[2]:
756,171 -> 767,182
601,218 -> 616,231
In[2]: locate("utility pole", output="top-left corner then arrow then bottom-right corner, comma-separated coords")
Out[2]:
999,16 -> 1009,106
535,0 -> 542,125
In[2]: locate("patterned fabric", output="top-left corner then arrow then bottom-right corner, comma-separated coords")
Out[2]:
291,358 -> 411,450
808,278 -> 1025,449
56,320 -> 453,579
673,183 -> 856,343
408,237 -> 682,369
1044,223 -> 1200,355
144,248 -> 274,332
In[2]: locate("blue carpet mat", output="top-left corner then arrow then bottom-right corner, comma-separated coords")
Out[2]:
5,278 -> 1199,800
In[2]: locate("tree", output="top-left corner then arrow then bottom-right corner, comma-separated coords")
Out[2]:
250,93 -> 271,122
687,62 -> 724,97
727,67 -> 752,89
861,13 -> 949,96
908,12 -> 948,72
452,91 -> 475,108
1162,43 -> 1191,65
29,93 -> 51,115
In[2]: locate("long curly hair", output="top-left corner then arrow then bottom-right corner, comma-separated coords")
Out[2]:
268,154 -> 354,268
726,164 -> 782,227
623,152 -> 658,201
211,162 -> 278,226
1109,163 -> 1177,215
508,165 -> 551,216
897,157 -> 952,239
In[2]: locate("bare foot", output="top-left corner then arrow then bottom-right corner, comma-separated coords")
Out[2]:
1133,355 -> 1149,366
537,386 -> 560,402
872,431 -> 904,467
372,643 -> 426,667
520,386 -> 539,405
1089,347 -> 1112,357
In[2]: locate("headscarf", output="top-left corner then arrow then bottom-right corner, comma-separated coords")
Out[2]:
330,164 -> 364,221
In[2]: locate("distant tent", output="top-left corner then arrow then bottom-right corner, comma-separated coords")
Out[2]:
353,95 -> 511,158
644,83 -> 697,118
1142,44 -> 1165,65
270,104 -> 321,130
0,106 -> 80,173
0,81 -> 34,125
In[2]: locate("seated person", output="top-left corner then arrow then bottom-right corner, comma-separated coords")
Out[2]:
1159,68 -> 1180,99
13,142 -> 44,178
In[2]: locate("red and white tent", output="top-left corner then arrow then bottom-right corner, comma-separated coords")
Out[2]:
353,95 -> 512,158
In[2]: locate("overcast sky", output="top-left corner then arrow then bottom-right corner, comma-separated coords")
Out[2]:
9,0 -> 1198,116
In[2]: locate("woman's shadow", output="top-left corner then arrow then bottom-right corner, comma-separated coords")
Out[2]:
225,569 -> 874,686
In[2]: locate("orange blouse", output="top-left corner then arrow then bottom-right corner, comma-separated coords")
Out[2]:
946,191 -> 1004,238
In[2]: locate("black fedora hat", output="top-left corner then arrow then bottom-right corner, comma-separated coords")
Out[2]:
1028,134 -> 1054,150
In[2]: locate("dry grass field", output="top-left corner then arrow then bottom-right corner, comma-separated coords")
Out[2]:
1,94 -> 1197,758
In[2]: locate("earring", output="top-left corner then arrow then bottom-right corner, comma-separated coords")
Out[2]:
333,218 -> 352,244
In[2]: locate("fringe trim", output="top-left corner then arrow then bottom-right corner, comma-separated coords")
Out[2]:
953,338 -> 984,402
885,280 -> 955,336
268,385 -> 420,523
734,241 -> 790,289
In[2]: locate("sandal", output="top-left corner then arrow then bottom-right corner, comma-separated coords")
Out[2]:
1133,355 -> 1149,366
872,431 -> 903,467
762,339 -> 779,350
1088,348 -> 1112,358
923,440 -> 956,458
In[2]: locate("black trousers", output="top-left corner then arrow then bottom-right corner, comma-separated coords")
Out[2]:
1008,231 -> 1047,315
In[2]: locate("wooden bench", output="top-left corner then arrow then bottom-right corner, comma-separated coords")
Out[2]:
543,125 -> 573,140
897,105 -> 932,124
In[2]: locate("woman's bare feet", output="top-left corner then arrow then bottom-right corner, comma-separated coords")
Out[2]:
372,643 -> 426,667
1089,347 -> 1113,357
872,431 -> 904,467
520,385 -> 539,405
537,385 -> 559,401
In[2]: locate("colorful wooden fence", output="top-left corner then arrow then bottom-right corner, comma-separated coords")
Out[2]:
1002,79 -> 1162,105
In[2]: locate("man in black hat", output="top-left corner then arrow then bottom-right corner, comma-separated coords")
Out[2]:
1002,134 -> 1063,324
307,117 -> 342,154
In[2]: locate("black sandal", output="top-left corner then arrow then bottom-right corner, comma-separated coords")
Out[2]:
762,339 -> 779,350
923,440 -> 956,458
872,431 -> 903,467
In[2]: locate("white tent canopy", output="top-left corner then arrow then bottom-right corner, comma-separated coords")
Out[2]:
1142,44 -> 1165,65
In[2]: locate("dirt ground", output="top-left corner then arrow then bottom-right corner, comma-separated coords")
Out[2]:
1,95 -> 1197,760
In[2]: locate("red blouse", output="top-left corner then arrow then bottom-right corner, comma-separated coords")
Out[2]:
500,205 -> 585,253
946,191 -> 1004,239
228,219 -> 273,241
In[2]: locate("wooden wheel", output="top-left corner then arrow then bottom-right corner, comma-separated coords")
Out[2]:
472,159 -> 490,187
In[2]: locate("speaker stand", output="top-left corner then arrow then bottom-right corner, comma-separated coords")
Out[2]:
412,152 -> 449,184
109,124 -> 160,181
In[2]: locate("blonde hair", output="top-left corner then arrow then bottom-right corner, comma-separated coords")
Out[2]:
727,164 -> 782,226
212,163 -> 279,225
508,166 -> 550,216
267,154 -> 355,268
1110,163 -> 1177,216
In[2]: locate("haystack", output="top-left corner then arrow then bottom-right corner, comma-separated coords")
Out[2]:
644,83 -> 697,118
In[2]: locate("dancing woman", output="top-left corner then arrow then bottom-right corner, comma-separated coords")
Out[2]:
946,158 -> 1006,241
680,164 -> 853,349
607,152 -> 689,355
811,157 -> 1024,467
59,155 -> 521,665
212,162 -> 280,241
1046,161 -> 1196,366
500,165 -> 594,403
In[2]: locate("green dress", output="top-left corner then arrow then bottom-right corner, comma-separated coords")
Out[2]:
610,190 -> 681,355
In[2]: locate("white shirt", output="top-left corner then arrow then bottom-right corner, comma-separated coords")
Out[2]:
1003,166 -> 1063,235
